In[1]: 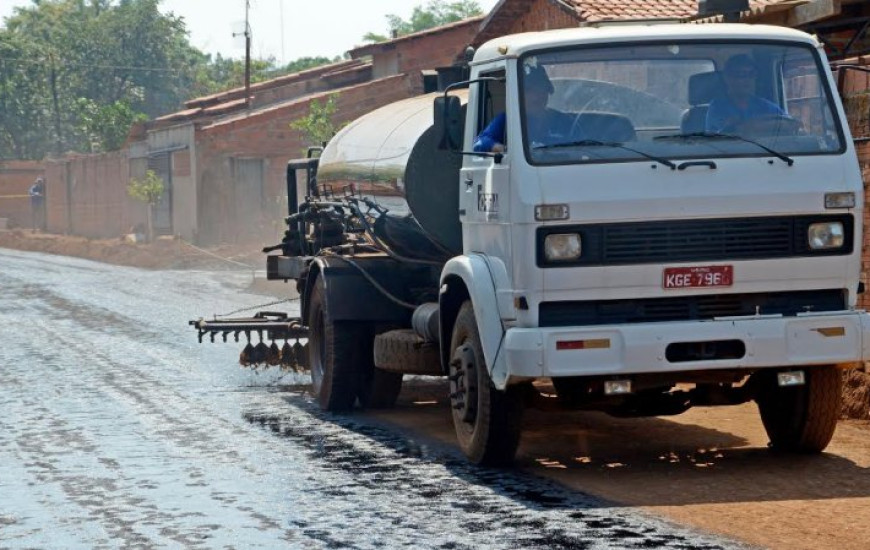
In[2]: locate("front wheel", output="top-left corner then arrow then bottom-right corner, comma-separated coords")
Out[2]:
756,366 -> 841,453
449,301 -> 524,466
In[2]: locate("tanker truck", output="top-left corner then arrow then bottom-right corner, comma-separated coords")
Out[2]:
193,23 -> 870,466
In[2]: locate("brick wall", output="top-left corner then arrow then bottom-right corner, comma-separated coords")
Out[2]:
860,143 -> 870,310
474,0 -> 579,46
0,160 -> 43,229
500,0 -> 579,34
840,59 -> 870,309
394,23 -> 480,74
43,152 -> 146,238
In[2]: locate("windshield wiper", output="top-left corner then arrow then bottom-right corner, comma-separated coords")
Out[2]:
655,132 -> 794,166
535,139 -> 676,170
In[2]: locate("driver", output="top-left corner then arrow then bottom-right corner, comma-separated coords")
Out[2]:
473,66 -> 572,152
705,54 -> 785,133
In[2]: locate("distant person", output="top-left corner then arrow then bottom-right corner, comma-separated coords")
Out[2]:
706,54 -> 785,133
29,176 -> 45,231
473,66 -> 573,152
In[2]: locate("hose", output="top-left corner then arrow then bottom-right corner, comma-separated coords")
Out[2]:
325,254 -> 418,310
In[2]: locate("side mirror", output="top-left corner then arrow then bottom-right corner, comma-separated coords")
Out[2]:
434,95 -> 463,151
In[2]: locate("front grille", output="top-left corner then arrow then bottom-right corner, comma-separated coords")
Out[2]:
536,214 -> 854,267
539,290 -> 846,327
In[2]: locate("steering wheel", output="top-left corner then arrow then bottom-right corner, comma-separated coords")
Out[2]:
723,114 -> 803,137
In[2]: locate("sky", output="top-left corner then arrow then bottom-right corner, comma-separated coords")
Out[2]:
0,0 -> 500,63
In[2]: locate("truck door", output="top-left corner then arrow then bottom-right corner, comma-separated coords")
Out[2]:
460,69 -> 511,234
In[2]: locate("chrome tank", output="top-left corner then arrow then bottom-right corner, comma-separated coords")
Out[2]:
317,92 -> 466,260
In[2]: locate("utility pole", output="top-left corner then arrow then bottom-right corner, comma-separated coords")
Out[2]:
279,0 -> 285,66
245,0 -> 251,107
48,52 -> 63,155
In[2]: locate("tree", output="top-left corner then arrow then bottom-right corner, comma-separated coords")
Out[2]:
283,55 -> 344,74
0,0 -> 203,159
0,1 -> 365,161
363,0 -> 483,43
290,94 -> 341,149
127,169 -> 164,242
76,98 -> 148,152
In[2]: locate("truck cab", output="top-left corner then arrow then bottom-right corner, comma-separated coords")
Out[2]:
436,24 -> 867,463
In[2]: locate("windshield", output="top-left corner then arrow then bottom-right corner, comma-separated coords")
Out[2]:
520,41 -> 845,165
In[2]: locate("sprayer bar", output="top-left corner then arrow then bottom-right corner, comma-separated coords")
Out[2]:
190,315 -> 308,343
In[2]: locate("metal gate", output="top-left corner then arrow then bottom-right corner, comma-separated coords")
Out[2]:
147,153 -> 172,235
233,158 -> 264,240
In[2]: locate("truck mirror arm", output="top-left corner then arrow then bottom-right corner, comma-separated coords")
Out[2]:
442,76 -> 506,95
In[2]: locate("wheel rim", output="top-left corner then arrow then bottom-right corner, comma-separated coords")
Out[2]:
310,308 -> 325,394
449,341 -> 478,426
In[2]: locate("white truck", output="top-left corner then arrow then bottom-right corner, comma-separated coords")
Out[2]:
194,23 -> 869,466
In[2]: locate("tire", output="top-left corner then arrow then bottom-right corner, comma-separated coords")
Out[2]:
449,301 -> 524,466
374,329 -> 441,375
756,366 -> 841,453
307,274 -> 364,412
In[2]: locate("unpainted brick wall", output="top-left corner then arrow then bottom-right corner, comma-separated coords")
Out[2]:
394,23 -> 480,74
43,152 -> 146,238
841,61 -> 870,310
474,0 -> 578,45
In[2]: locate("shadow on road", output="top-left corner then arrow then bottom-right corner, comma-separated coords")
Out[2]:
245,378 -> 870,512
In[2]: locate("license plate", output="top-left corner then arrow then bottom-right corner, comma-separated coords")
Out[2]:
663,265 -> 733,289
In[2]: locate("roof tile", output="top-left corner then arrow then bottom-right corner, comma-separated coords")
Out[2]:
563,0 -> 792,22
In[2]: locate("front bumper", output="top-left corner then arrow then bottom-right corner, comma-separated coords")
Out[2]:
503,310 -> 870,378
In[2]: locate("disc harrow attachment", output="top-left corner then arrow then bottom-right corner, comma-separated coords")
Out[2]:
190,312 -> 309,372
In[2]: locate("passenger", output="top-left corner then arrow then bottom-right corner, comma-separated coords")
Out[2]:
473,66 -> 572,152
705,54 -> 785,133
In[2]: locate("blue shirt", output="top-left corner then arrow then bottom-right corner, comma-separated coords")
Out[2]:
29,182 -> 44,204
705,96 -> 785,133
473,110 -> 574,152
473,113 -> 506,152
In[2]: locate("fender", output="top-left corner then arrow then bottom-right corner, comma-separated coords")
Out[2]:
301,256 -> 412,324
439,254 -> 516,389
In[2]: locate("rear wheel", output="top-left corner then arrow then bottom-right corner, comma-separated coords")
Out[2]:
307,274 -> 363,411
449,301 -> 524,466
756,366 -> 841,453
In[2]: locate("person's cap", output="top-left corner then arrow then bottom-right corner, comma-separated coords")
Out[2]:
724,54 -> 756,76
524,66 -> 554,94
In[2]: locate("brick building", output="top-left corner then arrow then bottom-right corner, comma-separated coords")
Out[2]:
39,17 -> 482,245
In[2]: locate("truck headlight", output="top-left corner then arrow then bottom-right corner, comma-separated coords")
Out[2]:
808,222 -> 844,250
544,233 -> 582,261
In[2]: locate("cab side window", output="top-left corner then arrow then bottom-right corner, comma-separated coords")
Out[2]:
477,70 -> 507,150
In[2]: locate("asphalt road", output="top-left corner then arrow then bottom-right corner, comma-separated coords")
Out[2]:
0,248 -> 745,549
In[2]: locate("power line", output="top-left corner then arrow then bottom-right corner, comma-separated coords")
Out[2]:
0,55 -> 186,74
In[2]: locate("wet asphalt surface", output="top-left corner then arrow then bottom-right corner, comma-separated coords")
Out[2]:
0,249 -> 748,549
